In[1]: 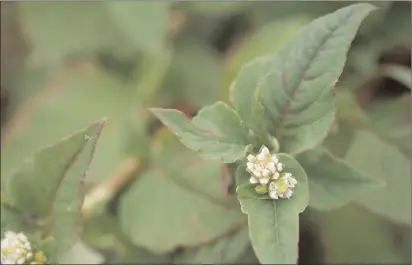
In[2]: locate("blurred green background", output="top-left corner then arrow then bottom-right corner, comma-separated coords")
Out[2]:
1,1 -> 410,264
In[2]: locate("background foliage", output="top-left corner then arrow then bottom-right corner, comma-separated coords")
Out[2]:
1,1 -> 410,264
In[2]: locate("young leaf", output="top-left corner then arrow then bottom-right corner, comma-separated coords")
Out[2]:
296,147 -> 384,211
119,134 -> 246,253
151,102 -> 249,163
173,226 -> 250,264
258,3 -> 375,154
345,131 -> 411,224
237,154 -> 309,264
5,119 -> 106,261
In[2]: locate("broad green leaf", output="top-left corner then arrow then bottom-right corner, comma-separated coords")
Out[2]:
345,131 -> 411,224
227,18 -> 310,149
120,133 -> 245,253
151,102 -> 249,163
6,119 -> 106,261
106,2 -> 169,54
1,65 -> 140,183
259,3 -> 375,154
173,226 -> 250,264
296,147 -> 384,211
17,3 -> 129,64
237,154 -> 309,264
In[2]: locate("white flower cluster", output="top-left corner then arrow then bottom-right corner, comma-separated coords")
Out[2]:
1,231 -> 33,264
246,145 -> 297,199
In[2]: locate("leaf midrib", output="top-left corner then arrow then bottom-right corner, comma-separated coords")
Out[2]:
275,20 -> 343,140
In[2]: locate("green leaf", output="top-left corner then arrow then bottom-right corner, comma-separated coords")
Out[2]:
227,17 -> 309,149
296,147 -> 384,211
237,154 -> 309,264
173,226 -> 250,264
120,134 -> 246,253
345,131 -> 411,224
5,119 -> 106,261
106,2 -> 169,54
259,3 -> 375,154
151,102 -> 249,163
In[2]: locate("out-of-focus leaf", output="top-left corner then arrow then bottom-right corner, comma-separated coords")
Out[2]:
1,206 -> 25,237
380,64 -> 412,90
1,64 -> 141,183
82,211 -> 170,263
173,226 -> 249,264
259,4 -> 375,155
296,147 -> 383,211
151,102 -> 249,163
59,240 -> 104,264
237,154 -> 309,264
106,2 -> 169,54
320,204 -> 409,263
119,132 -> 245,253
345,131 -> 411,224
175,2 -> 249,16
6,119 -> 106,261
17,2 -> 129,64
364,95 -> 411,157
162,41 -> 221,108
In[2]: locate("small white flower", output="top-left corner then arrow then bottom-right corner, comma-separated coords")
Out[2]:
1,231 -> 34,264
261,169 -> 270,177
260,146 -> 270,155
244,145 -> 297,200
267,162 -> 275,170
285,189 -> 293,199
257,153 -> 265,161
249,177 -> 259,184
269,191 -> 279,199
247,154 -> 256,162
259,177 -> 270,185
276,163 -> 283,171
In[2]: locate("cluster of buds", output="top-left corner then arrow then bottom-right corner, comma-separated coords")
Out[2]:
246,145 -> 297,199
1,231 -> 46,264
